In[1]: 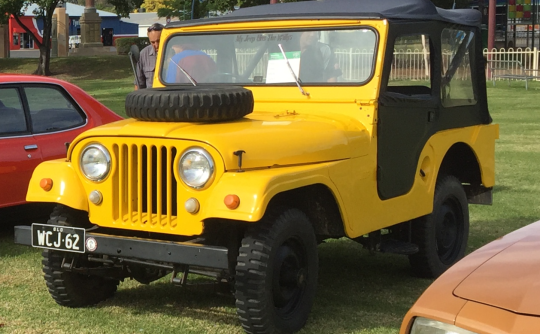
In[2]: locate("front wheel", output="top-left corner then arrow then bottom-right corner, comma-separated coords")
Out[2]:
235,208 -> 318,334
409,176 -> 469,278
42,205 -> 119,307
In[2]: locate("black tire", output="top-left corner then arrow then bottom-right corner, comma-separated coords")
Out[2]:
42,205 -> 119,307
235,208 -> 318,334
409,176 -> 469,278
125,86 -> 254,122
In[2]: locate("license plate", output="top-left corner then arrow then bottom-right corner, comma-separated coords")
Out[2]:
31,223 -> 85,253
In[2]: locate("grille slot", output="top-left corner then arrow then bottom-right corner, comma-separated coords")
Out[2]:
113,143 -> 178,227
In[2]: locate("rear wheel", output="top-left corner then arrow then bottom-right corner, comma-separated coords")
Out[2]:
409,176 -> 469,278
235,208 -> 318,334
42,205 -> 119,307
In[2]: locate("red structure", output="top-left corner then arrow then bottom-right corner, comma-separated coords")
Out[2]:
8,16 -> 42,50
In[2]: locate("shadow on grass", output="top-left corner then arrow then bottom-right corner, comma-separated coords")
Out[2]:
108,281 -> 240,326
492,184 -> 511,193
91,215 -> 540,333
90,239 -> 428,333
469,216 -> 540,250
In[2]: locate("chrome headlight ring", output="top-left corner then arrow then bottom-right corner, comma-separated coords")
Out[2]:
179,148 -> 215,189
80,144 -> 111,182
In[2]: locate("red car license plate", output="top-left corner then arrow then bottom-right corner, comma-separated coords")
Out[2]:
31,223 -> 85,253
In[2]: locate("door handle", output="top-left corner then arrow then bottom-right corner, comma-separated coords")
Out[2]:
24,144 -> 38,150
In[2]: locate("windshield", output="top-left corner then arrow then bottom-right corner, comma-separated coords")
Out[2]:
160,28 -> 377,85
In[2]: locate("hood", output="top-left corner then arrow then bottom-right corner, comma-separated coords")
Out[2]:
77,111 -> 371,170
453,223 -> 540,316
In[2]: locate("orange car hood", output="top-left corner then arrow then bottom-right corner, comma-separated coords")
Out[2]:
454,231 -> 540,316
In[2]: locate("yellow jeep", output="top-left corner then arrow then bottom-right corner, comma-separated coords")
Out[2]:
16,0 -> 498,333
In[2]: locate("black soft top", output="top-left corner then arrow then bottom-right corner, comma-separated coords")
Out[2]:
167,0 -> 481,29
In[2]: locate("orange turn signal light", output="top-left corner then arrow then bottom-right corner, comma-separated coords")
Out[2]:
40,178 -> 53,191
224,194 -> 240,210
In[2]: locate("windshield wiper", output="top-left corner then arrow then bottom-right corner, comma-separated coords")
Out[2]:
278,44 -> 309,97
170,59 -> 198,86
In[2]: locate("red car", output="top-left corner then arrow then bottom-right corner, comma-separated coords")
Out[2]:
0,75 -> 122,208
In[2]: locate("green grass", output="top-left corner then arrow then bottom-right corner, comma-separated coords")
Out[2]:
1,57 -> 540,333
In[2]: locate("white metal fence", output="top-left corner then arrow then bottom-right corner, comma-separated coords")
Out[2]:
209,47 -> 540,82
484,47 -> 540,78
334,48 -> 374,81
334,47 -> 540,82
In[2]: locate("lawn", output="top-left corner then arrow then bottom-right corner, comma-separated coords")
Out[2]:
1,56 -> 540,334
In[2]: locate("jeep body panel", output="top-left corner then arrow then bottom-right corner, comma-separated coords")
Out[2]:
27,122 -> 497,238
26,159 -> 88,212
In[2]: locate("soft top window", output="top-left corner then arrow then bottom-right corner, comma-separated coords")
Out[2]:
441,28 -> 477,107
160,28 -> 377,86
387,34 -> 432,97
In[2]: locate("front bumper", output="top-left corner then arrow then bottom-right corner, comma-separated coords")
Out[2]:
14,225 -> 228,270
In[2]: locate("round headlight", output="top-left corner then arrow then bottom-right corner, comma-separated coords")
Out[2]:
179,148 -> 214,189
80,144 -> 111,182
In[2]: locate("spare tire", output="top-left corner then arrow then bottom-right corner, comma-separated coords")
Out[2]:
125,86 -> 254,122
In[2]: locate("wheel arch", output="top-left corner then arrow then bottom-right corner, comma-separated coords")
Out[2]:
437,142 -> 491,204
265,184 -> 346,239
438,142 -> 481,185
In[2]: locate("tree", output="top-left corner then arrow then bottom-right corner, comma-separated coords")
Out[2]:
0,0 -> 143,76
0,0 -> 59,75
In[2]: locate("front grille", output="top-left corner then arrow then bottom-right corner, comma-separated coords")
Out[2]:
112,143 -> 178,227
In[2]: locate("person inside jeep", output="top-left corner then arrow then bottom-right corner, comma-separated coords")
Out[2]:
165,44 -> 217,84
299,31 -> 342,82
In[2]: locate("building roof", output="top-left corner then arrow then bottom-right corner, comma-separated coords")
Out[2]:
121,12 -> 172,26
23,3 -> 118,17
168,0 -> 482,29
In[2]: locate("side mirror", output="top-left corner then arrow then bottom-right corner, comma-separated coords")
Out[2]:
129,45 -> 140,63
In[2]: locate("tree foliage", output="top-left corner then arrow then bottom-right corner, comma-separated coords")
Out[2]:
142,0 -> 167,12
108,0 -> 145,16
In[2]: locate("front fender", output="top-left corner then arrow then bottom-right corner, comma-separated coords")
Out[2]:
26,159 -> 88,212
203,161 -> 346,223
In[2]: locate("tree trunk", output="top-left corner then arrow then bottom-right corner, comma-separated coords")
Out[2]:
35,45 -> 51,76
13,1 -> 58,76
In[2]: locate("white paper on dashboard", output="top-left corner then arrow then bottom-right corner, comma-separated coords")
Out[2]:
266,51 -> 301,83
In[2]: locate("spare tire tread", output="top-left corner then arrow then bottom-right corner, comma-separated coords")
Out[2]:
125,86 -> 254,122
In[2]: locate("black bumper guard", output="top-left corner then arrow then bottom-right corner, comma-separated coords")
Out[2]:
14,225 -> 229,270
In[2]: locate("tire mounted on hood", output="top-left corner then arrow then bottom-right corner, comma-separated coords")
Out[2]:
125,86 -> 254,122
